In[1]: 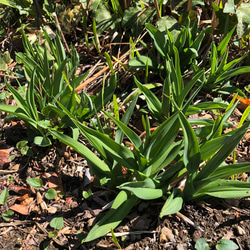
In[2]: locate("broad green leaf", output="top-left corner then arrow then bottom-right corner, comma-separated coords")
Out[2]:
75,122 -> 137,171
216,66 -> 250,85
119,178 -> 163,200
94,3 -> 119,34
239,104 -> 250,128
6,82 -> 30,117
236,3 -> 250,39
26,178 -> 42,189
16,140 -> 28,150
195,238 -> 210,250
37,120 -> 51,129
2,209 -> 14,221
0,0 -> 16,7
157,15 -> 180,40
50,216 -> 64,230
160,189 -> 183,217
52,99 -> 137,171
223,54 -> 246,72
216,239 -> 238,250
150,140 -> 183,177
27,69 -> 39,121
115,94 -> 139,144
93,74 -> 117,117
0,104 -> 40,131
33,136 -> 52,147
223,0 -> 235,14
83,190 -> 138,242
52,59 -> 68,95
45,189 -> 57,200
179,70 -> 204,107
0,188 -> 9,205
128,56 -> 153,69
123,7 -> 155,37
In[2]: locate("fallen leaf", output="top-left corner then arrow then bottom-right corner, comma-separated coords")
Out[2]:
0,149 -> 10,169
48,173 -> 59,189
20,196 -> 34,206
9,184 -> 32,196
47,207 -> 57,214
65,197 -> 73,203
234,94 -> 250,111
10,204 -> 30,215
11,164 -> 20,171
36,191 -> 43,204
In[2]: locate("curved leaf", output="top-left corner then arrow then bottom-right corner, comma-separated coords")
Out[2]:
119,178 -> 163,200
83,190 -> 138,242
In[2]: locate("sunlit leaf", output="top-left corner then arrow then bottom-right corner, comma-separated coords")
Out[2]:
0,188 -> 9,205
26,178 -> 42,189
50,216 -> 64,230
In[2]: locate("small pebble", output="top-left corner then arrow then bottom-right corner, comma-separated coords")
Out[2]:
160,227 -> 175,242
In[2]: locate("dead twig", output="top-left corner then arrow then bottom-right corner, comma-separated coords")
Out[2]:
106,230 -> 158,237
176,211 -> 204,232
52,12 -> 70,54
74,49 -> 130,93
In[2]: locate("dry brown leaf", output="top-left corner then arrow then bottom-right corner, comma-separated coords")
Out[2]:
47,207 -> 57,214
16,193 -> 31,202
48,173 -> 59,189
11,164 -> 20,171
20,197 -> 34,206
36,191 -> 43,204
0,149 -> 10,169
9,184 -> 32,196
10,204 -> 30,215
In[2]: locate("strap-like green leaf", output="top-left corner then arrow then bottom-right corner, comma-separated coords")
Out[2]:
49,129 -> 111,178
196,120 -> 250,182
119,178 -> 164,200
194,179 -> 250,199
104,111 -> 142,151
83,190 -> 138,242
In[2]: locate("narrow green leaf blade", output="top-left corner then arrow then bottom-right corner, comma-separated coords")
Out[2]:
104,111 -> 142,150
119,178 -> 163,200
194,179 -> 250,199
83,191 -> 138,242
49,129 -> 111,178
179,112 -> 200,175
